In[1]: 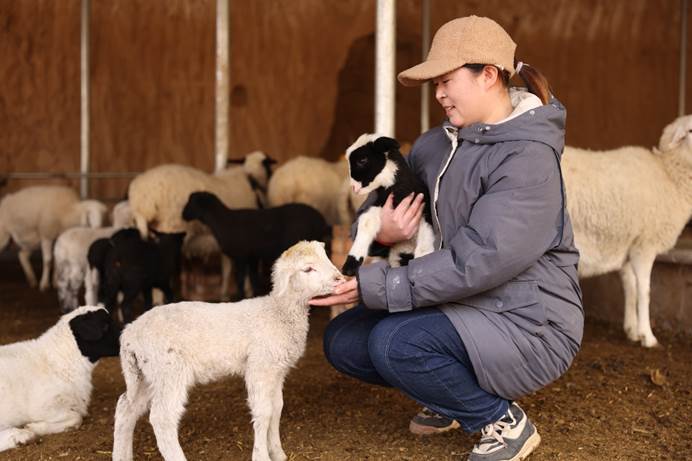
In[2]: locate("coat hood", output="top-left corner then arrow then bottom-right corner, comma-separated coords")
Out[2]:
445,88 -> 566,156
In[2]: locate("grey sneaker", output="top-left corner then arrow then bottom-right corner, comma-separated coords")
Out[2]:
468,403 -> 541,461
409,407 -> 461,435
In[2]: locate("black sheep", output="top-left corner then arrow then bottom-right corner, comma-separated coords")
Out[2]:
182,191 -> 331,299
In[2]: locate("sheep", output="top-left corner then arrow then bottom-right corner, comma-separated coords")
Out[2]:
341,133 -> 435,276
226,150 -> 277,208
267,156 -> 353,226
182,191 -> 332,299
0,305 -> 120,452
0,185 -> 107,290
88,228 -> 186,324
53,201 -> 134,312
128,152 -> 273,299
561,114 -> 692,347
112,240 -> 343,461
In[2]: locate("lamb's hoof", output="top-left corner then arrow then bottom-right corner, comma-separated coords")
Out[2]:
341,255 -> 363,276
623,324 -> 639,342
269,448 -> 287,461
639,333 -> 660,348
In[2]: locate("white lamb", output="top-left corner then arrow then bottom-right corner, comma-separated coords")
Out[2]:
0,305 -> 120,452
267,156 -> 354,226
112,241 -> 344,461
53,201 -> 134,312
562,114 -> 692,347
0,185 -> 107,290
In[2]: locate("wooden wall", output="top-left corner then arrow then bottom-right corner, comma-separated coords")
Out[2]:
1,0 -> 690,201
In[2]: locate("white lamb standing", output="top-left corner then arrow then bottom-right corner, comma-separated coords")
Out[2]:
0,306 -> 120,452
562,114 -> 692,347
112,241 -> 343,461
53,200 -> 134,312
128,152 -> 271,299
0,185 -> 107,290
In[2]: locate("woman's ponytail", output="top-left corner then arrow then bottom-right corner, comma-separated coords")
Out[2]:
513,59 -> 551,105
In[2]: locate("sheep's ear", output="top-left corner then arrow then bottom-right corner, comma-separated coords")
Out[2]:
374,136 -> 400,154
659,122 -> 688,151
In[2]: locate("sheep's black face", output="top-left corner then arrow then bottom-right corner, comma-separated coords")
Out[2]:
347,135 -> 400,195
69,309 -> 121,362
182,191 -> 216,221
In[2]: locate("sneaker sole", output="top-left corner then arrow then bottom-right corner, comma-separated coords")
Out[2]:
409,418 -> 461,435
508,428 -> 541,461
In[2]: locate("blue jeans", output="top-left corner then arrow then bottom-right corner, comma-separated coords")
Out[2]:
323,305 -> 509,432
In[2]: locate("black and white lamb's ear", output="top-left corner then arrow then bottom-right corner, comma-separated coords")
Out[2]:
374,136 -> 400,154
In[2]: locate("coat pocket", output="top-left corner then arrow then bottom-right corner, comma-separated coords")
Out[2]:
458,281 -> 548,335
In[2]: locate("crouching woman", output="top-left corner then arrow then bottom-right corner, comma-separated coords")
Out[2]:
310,15 -> 584,461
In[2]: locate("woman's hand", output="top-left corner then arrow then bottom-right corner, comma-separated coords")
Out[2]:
376,193 -> 425,245
309,278 -> 359,306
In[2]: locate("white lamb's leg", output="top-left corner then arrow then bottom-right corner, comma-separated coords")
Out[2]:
0,428 -> 36,452
84,266 -> 99,305
39,238 -> 53,291
630,252 -> 659,348
149,382 -> 189,461
23,411 -> 82,437
413,221 -> 435,257
342,207 -> 381,276
246,369 -> 282,461
113,389 -> 152,461
18,247 -> 37,287
619,261 -> 639,342
267,375 -> 288,461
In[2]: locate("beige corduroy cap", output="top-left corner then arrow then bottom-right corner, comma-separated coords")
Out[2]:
398,16 -> 517,87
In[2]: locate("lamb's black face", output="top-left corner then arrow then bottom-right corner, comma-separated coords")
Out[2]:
69,309 -> 121,362
347,135 -> 400,195
182,191 -> 215,221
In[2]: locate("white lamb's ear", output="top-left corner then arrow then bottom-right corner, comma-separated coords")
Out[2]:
659,120 -> 689,151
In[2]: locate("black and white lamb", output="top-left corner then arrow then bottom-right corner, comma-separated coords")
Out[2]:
0,306 -> 120,452
182,191 -> 331,299
87,228 -> 185,324
341,133 -> 434,276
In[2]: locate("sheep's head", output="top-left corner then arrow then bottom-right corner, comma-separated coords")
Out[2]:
658,114 -> 692,153
346,133 -> 400,195
182,191 -> 221,222
111,200 -> 134,229
271,240 -> 344,299
67,306 -> 121,363
80,200 -> 108,228
227,150 -> 277,187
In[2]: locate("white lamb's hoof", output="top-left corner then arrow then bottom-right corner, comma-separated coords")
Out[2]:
639,333 -> 660,348
623,323 -> 639,342
39,280 -> 50,291
269,448 -> 287,461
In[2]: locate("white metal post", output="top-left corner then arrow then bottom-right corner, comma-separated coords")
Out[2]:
375,0 -> 396,137
80,0 -> 90,198
420,0 -> 430,133
215,0 -> 230,172
679,0 -> 688,117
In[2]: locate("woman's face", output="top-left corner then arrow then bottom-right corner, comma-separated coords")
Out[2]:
433,67 -> 488,128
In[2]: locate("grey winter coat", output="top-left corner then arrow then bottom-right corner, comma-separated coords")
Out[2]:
358,89 -> 584,400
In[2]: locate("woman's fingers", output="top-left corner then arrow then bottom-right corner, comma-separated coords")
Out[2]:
403,194 -> 425,222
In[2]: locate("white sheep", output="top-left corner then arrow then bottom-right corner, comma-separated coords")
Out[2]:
562,114 -> 692,347
129,154 -> 271,299
53,201 -> 134,312
0,305 -> 120,452
0,185 -> 107,290
267,156 -> 354,226
112,240 -> 344,461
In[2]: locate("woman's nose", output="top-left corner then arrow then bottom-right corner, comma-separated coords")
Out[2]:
435,86 -> 446,101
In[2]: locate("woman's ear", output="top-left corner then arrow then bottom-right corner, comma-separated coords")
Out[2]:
481,65 -> 500,89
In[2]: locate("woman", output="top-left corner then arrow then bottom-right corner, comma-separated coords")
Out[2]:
311,15 -> 583,461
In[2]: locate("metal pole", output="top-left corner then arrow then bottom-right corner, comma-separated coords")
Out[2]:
420,0 -> 430,133
80,0 -> 90,198
679,0 -> 688,117
215,0 -> 230,172
375,0 -> 396,137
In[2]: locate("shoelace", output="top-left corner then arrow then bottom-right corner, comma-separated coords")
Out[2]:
477,419 -> 511,448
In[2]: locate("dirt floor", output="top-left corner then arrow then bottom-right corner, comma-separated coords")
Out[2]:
0,259 -> 691,461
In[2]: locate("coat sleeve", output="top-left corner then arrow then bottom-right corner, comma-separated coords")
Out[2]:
358,144 -> 563,312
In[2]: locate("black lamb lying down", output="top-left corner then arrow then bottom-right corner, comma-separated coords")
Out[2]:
87,228 -> 185,323
182,191 -> 331,299
342,133 -> 435,276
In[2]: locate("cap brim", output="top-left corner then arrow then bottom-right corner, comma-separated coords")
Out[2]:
397,59 -> 466,87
